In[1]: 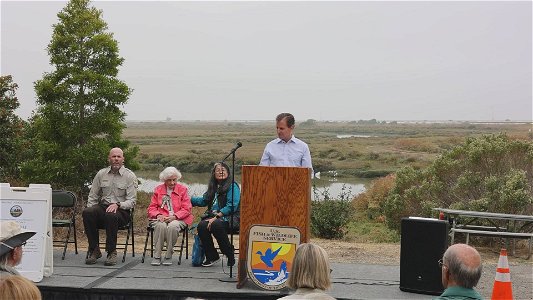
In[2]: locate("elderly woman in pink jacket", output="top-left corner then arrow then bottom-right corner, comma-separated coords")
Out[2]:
147,167 -> 193,266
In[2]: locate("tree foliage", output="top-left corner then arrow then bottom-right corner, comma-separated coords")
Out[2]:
383,134 -> 533,232
0,75 -> 26,182
22,0 -> 138,194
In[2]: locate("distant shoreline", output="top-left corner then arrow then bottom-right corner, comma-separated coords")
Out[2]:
125,119 -> 533,124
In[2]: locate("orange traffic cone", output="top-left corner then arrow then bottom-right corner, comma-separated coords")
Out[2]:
491,248 -> 513,300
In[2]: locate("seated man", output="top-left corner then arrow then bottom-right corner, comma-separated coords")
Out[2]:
0,221 -> 36,277
83,147 -> 138,266
435,243 -> 483,300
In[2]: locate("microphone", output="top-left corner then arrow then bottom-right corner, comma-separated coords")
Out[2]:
222,142 -> 242,162
229,142 -> 243,153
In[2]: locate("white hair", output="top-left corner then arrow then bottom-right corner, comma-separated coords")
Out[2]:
159,167 -> 182,181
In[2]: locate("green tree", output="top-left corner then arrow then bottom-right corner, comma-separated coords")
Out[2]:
22,0 -> 138,197
383,134 -> 533,232
0,75 -> 26,182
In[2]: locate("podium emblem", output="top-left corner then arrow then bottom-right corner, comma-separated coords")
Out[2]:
247,225 -> 301,290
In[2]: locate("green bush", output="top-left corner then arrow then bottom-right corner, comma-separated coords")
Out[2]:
310,186 -> 353,239
383,134 -> 533,232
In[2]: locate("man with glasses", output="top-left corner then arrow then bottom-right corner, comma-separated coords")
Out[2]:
0,221 -> 36,277
436,243 -> 483,300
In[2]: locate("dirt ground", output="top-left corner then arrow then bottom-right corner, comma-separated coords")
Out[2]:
312,239 -> 533,266
67,233 -> 532,266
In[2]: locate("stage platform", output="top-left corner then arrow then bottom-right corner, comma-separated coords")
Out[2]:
36,250 -> 531,300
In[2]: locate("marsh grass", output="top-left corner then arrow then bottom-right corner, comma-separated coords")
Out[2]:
121,121 -> 530,242
125,121 -> 530,176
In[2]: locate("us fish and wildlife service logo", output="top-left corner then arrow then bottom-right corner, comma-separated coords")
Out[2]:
247,225 -> 301,290
10,205 -> 23,217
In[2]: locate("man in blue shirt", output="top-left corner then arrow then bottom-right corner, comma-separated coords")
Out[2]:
259,113 -> 313,171
435,244 -> 483,300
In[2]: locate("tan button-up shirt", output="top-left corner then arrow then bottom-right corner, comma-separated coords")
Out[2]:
87,166 -> 138,210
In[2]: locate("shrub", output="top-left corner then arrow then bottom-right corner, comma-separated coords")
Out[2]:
353,174 -> 396,220
384,134 -> 533,232
312,159 -> 333,173
310,186 -> 353,239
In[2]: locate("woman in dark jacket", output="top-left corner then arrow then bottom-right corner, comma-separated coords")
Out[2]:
191,162 -> 240,267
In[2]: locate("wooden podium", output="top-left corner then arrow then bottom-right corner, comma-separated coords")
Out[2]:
237,165 -> 311,288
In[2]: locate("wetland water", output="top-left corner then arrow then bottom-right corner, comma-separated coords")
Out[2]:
137,170 -> 371,200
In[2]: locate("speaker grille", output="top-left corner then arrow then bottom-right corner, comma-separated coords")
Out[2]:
400,217 -> 449,295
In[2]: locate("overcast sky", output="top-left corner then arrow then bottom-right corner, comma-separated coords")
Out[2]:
1,1 -> 532,121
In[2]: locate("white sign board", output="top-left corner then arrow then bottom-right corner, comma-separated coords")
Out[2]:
0,183 -> 53,282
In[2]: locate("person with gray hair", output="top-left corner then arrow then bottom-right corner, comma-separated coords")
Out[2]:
147,167 -> 192,266
0,221 -> 36,277
435,243 -> 483,300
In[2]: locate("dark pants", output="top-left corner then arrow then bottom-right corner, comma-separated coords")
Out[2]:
82,204 -> 129,253
197,219 -> 234,261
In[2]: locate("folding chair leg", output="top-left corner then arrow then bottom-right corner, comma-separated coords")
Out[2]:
185,229 -> 189,259
151,230 -> 154,257
62,226 -> 71,260
122,226 -> 131,263
73,221 -> 78,254
131,223 -> 135,257
142,230 -> 151,263
178,229 -> 186,265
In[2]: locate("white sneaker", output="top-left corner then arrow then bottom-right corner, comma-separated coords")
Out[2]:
162,258 -> 173,266
151,258 -> 161,266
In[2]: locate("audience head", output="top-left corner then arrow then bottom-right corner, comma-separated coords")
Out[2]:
108,147 -> 125,172
0,221 -> 36,267
159,166 -> 183,189
204,162 -> 232,204
0,275 -> 42,300
441,243 -> 482,289
213,162 -> 230,182
287,243 -> 331,291
276,113 -> 295,142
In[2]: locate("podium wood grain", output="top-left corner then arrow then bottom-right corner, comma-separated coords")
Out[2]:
237,165 -> 311,288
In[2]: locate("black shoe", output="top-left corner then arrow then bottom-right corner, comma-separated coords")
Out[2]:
202,258 -> 220,267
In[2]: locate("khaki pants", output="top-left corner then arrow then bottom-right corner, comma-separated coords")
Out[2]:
152,220 -> 186,259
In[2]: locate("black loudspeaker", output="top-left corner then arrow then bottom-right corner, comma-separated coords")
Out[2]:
400,217 -> 449,295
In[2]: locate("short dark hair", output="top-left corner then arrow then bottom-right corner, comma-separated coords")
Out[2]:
276,113 -> 295,127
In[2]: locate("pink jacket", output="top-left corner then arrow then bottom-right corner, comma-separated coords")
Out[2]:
147,183 -> 193,226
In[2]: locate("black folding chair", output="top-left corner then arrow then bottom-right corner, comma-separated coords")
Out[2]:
115,208 -> 135,262
142,223 -> 188,265
52,190 -> 78,260
86,207 -> 135,263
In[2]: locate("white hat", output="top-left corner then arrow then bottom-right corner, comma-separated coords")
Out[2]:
0,221 -> 36,256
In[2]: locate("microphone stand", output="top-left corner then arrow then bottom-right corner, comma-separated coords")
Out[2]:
220,145 -> 238,282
